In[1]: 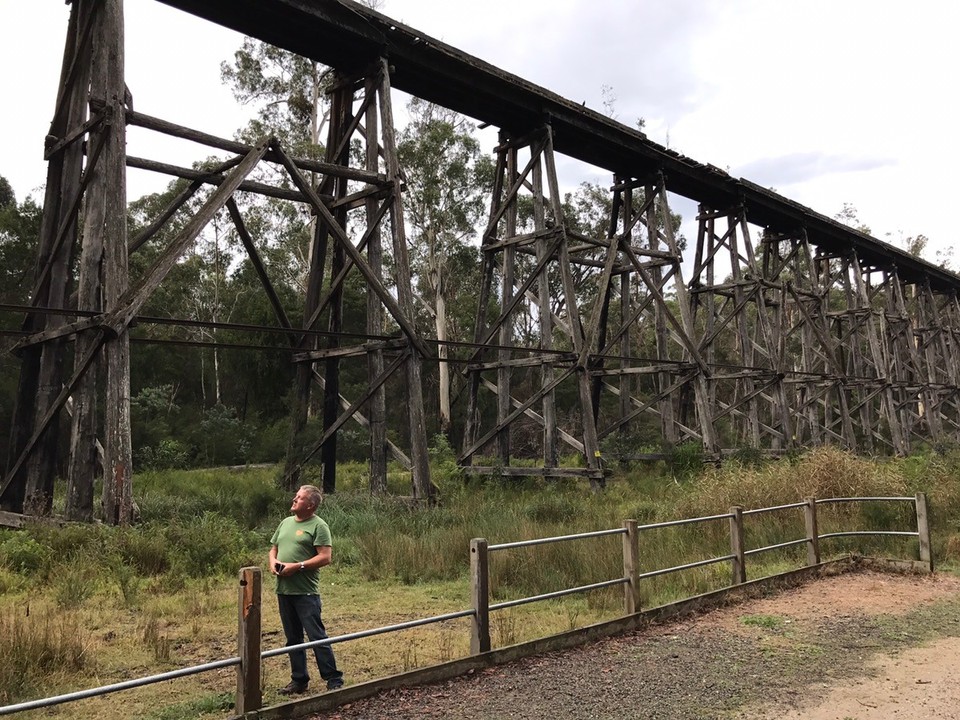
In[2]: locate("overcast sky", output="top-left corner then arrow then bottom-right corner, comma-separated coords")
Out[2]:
2,0 -> 958,265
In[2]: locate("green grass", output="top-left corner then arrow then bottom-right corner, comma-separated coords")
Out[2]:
740,614 -> 785,630
1,446 -> 958,717
142,692 -> 234,720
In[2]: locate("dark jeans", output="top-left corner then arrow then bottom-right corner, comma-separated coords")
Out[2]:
277,594 -> 344,689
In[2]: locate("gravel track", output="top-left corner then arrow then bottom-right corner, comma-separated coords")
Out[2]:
301,571 -> 960,720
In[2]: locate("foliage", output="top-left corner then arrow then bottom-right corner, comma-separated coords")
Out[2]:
428,433 -> 464,488
0,533 -> 52,575
221,37 -> 328,154
196,403 -> 252,466
138,438 -> 192,471
397,98 -> 491,435
0,181 -> 43,462
665,441 -> 705,483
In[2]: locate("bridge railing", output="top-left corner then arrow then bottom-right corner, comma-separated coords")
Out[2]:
0,492 -> 931,717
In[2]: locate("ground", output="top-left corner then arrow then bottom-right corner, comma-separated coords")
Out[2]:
308,569 -> 960,720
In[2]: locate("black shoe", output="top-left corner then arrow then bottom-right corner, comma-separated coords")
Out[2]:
279,681 -> 308,695
327,681 -> 344,691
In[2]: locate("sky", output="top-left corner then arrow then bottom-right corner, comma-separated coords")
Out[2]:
2,0 -> 959,266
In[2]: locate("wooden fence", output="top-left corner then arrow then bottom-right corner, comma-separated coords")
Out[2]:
237,492 -> 932,713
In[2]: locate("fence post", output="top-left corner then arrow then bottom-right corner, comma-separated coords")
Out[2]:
622,519 -> 640,615
804,497 -> 820,566
236,566 -> 262,714
470,538 -> 490,654
729,506 -> 746,585
916,492 -> 933,573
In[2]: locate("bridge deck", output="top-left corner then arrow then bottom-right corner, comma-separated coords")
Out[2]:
155,0 -> 957,291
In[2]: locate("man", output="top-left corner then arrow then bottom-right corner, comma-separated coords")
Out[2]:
269,484 -> 344,695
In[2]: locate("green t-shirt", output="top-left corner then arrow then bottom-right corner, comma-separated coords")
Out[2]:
270,514 -> 332,595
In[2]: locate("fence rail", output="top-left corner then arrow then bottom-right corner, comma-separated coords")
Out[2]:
0,492 -> 932,717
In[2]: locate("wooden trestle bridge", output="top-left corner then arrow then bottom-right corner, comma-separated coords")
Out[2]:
4,0 -> 960,523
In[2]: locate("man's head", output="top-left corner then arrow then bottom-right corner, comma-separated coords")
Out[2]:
291,484 -> 323,518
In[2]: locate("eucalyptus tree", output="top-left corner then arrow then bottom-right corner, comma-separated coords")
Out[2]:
0,180 -> 43,465
397,98 -> 492,436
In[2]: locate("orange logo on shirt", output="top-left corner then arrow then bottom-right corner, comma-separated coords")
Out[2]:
296,530 -> 304,536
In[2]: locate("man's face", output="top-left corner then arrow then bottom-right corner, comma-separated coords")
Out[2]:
291,489 -> 314,514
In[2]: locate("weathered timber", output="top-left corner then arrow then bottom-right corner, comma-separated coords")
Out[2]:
122,105 -> 388,185
363,70 -> 388,494
15,0 -> 960,518
374,59 -> 433,501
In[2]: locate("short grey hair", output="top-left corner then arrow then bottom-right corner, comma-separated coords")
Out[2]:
299,484 -> 323,509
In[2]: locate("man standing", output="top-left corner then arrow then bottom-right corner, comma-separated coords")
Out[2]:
269,484 -> 345,695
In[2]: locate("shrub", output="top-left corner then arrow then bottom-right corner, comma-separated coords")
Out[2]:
164,513 -> 263,577
138,438 -> 191,470
0,534 -> 52,576
677,447 -> 904,517
194,404 -> 251,466
429,434 -> 464,488
665,441 -> 704,483
27,523 -> 108,562
113,525 -> 172,576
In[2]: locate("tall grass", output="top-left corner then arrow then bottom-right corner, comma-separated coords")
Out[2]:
1,446 -> 957,709
3,447 -> 946,601
0,607 -> 92,704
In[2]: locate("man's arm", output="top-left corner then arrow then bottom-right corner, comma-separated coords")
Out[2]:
302,545 -> 332,571
268,545 -> 280,575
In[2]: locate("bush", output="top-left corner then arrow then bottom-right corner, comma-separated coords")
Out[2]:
137,439 -> 191,470
113,527 -> 171,576
28,523 -> 108,562
677,447 -> 905,517
429,434 -> 464,488
665,442 -> 704,482
194,404 -> 251,466
0,534 -> 52,576
163,513 -> 263,577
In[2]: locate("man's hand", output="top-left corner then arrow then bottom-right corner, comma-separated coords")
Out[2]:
274,562 -> 305,577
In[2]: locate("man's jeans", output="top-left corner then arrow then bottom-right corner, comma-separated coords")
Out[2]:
277,594 -> 344,689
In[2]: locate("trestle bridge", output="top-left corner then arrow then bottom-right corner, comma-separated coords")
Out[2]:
4,0 -> 960,522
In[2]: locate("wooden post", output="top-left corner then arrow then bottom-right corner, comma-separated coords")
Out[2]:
916,492 -> 933,573
470,538 -> 490,654
364,71 -> 388,495
533,146 -> 557,469
804,497 -> 820,566
11,0 -> 92,516
377,58 -> 434,504
497,148 -> 517,466
622,520 -> 640,615
729,506 -> 746,585
320,82 -> 351,495
94,0 -> 133,525
236,566 -> 262,714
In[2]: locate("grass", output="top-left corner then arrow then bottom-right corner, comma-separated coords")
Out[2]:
740,614 -> 785,630
1,446 -> 958,717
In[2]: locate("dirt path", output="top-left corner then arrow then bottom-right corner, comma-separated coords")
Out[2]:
312,570 -> 960,720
